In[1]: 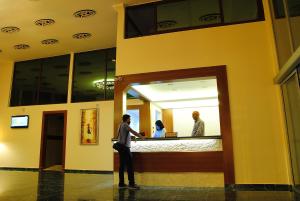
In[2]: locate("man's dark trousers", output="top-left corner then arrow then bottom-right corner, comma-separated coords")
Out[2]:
118,147 -> 135,185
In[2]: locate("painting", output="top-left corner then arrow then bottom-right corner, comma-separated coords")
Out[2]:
80,108 -> 98,145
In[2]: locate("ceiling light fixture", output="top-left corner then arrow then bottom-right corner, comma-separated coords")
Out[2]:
73,33 -> 92,39
73,9 -> 96,18
1,26 -> 20,33
14,44 -> 30,50
41,39 -> 59,45
35,19 -> 55,26
93,79 -> 114,90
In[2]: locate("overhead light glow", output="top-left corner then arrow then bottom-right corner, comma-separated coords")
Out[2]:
93,79 -> 115,90
156,99 -> 219,109
131,79 -> 218,102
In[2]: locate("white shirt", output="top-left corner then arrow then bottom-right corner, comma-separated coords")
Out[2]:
153,128 -> 166,138
192,119 -> 205,136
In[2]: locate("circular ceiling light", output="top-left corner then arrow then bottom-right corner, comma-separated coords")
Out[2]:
73,9 -> 96,18
72,33 -> 92,39
41,39 -> 59,45
14,44 -> 30,50
35,19 -> 55,26
1,26 -> 20,33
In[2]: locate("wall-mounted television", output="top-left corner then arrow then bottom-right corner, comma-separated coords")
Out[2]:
11,115 -> 29,128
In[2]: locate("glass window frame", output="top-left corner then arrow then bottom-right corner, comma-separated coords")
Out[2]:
10,54 -> 70,107
125,0 -> 265,39
71,48 -> 116,103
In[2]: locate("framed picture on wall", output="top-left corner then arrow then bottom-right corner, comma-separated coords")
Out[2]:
80,108 -> 98,145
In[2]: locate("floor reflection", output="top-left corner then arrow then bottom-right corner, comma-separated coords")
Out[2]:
0,170 -> 298,201
37,171 -> 64,201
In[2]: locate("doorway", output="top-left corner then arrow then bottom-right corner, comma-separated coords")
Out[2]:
39,111 -> 67,171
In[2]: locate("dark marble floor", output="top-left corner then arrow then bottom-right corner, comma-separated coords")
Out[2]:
0,170 -> 299,201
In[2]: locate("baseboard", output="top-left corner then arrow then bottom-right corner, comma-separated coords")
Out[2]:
64,169 -> 113,174
0,167 -> 113,174
294,185 -> 300,194
225,184 -> 293,191
0,167 -> 39,172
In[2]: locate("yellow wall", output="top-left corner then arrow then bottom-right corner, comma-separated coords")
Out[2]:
0,59 -> 114,171
115,0 -> 291,184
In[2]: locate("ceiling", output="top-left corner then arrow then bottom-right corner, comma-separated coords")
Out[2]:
130,78 -> 219,109
0,0 -> 119,61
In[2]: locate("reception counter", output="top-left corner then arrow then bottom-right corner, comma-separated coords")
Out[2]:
112,136 -> 225,187
113,136 -> 222,152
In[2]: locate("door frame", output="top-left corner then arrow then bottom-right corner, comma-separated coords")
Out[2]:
39,110 -> 68,170
114,65 -> 235,184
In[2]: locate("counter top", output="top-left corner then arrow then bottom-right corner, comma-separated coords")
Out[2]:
111,135 -> 221,142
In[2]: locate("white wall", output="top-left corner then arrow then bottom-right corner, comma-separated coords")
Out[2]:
173,107 -> 220,137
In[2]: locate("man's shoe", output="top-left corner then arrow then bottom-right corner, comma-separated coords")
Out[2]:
118,184 -> 128,189
128,184 -> 140,190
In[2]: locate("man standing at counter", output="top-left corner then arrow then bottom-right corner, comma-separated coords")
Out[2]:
117,114 -> 145,190
191,111 -> 205,136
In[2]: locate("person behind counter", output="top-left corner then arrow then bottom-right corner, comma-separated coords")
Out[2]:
117,114 -> 145,190
191,111 -> 205,136
153,120 -> 166,138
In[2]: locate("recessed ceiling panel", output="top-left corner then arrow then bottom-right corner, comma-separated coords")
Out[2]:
131,78 -> 218,102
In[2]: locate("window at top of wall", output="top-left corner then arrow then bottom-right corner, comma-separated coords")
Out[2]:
157,0 -> 221,32
223,0 -> 264,23
125,4 -> 156,38
287,0 -> 300,17
72,48 -> 116,103
272,0 -> 286,18
38,55 -> 70,105
10,55 -> 70,106
125,0 -> 265,38
10,60 -> 41,106
106,48 -> 116,100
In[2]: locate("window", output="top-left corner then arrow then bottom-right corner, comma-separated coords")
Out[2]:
106,48 -> 116,100
10,55 -> 70,106
223,0 -> 264,23
127,109 -> 140,132
38,56 -> 70,104
272,0 -> 286,18
126,4 -> 156,38
125,0 -> 265,38
157,0 -> 221,31
72,48 -> 116,102
287,0 -> 300,17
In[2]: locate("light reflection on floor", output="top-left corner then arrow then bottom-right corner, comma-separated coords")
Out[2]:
0,170 -> 298,201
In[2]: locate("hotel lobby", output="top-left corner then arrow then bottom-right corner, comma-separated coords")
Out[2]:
0,0 -> 300,200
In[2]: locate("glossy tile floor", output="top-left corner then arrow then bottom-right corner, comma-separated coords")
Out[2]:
0,170 -> 299,201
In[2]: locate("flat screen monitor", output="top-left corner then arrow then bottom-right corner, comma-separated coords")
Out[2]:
11,115 -> 29,128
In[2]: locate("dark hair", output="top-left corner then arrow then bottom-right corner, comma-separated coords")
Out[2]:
122,114 -> 130,122
155,120 -> 164,130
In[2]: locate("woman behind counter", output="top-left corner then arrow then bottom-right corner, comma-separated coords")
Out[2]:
153,120 -> 166,138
